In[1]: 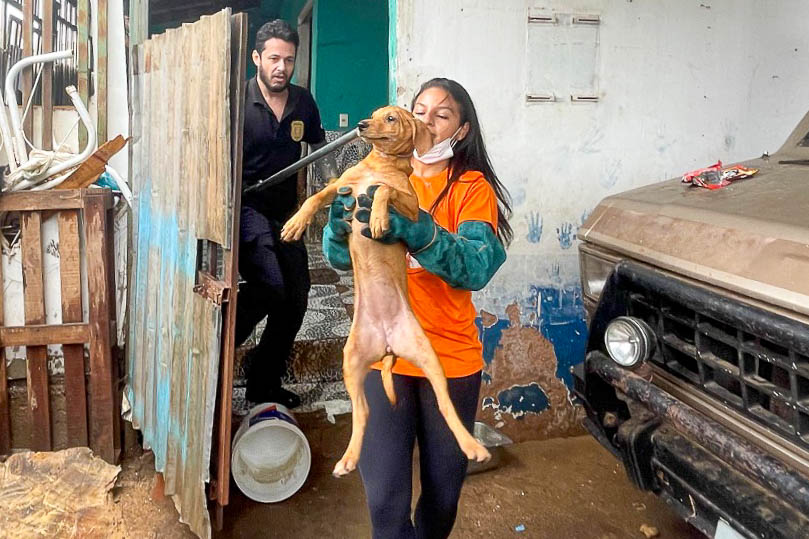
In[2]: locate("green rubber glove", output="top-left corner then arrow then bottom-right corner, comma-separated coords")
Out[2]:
321,186 -> 355,271
355,185 -> 506,290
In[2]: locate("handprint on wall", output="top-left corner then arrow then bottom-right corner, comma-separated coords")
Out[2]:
550,262 -> 561,282
580,208 -> 592,226
556,222 -> 574,249
526,211 -> 543,244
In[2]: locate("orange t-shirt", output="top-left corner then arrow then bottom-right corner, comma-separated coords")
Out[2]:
373,168 -> 499,378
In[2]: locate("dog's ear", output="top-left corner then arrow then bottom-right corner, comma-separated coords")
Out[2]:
411,118 -> 434,155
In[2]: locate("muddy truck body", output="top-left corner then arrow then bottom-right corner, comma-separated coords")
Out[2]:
573,109 -> 809,538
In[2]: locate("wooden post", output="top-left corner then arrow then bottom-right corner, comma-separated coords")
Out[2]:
59,210 -> 88,447
0,247 -> 10,455
78,0 -> 90,150
21,212 -> 50,451
83,192 -> 115,462
22,0 -> 34,147
42,0 -> 55,151
97,0 -> 108,144
212,12 -> 247,511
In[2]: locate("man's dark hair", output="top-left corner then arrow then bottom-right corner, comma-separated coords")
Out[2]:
254,19 -> 299,54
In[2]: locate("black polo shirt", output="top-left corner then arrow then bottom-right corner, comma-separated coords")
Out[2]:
242,77 -> 326,222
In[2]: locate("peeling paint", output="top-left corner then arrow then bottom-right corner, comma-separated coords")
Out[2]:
486,383 -> 549,417
477,300 -> 586,442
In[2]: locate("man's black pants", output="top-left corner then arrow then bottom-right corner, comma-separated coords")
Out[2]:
235,206 -> 310,401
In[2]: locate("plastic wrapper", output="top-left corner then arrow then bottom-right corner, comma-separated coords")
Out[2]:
682,161 -> 758,190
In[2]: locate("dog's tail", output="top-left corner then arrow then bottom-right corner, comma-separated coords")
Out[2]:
381,354 -> 397,406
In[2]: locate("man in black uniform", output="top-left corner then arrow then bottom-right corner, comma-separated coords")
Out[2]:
237,19 -> 337,408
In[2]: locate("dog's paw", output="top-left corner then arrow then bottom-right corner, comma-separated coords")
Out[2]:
369,213 -> 389,239
461,439 -> 492,463
281,217 -> 308,242
332,455 -> 358,477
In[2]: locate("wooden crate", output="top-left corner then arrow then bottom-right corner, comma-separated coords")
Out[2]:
0,189 -> 119,463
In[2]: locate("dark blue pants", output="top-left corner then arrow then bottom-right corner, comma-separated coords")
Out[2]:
359,370 -> 482,539
235,206 -> 310,400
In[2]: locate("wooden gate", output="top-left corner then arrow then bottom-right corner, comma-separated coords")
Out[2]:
0,189 -> 118,463
127,9 -> 245,538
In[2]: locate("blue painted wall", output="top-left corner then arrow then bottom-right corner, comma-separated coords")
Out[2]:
474,284 -> 588,441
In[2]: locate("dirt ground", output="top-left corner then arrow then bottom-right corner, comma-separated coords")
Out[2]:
116,411 -> 703,538
112,447 -> 197,538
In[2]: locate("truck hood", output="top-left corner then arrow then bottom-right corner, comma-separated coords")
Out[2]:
579,154 -> 809,317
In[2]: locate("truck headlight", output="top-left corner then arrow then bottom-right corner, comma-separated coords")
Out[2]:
604,316 -> 656,367
579,251 -> 615,300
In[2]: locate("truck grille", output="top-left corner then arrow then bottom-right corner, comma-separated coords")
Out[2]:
613,263 -> 809,451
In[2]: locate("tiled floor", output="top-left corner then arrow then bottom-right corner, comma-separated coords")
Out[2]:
233,242 -> 353,417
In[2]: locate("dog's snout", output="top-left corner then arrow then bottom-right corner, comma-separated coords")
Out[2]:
357,120 -> 370,131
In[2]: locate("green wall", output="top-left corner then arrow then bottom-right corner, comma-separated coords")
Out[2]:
311,0 -> 389,131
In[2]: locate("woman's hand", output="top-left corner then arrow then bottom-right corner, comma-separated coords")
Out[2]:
355,185 -> 506,290
355,185 -> 436,250
321,186 -> 355,270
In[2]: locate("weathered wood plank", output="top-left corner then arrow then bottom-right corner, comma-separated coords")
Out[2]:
56,136 -> 128,190
198,11 -> 232,248
0,245 -> 9,454
42,0 -> 54,150
151,26 -> 176,480
22,0 -> 33,145
59,210 -> 88,447
106,206 -> 120,460
0,346 -> 8,454
78,0 -> 90,149
127,10 -> 238,534
214,11 -> 247,508
143,30 -> 169,462
97,0 -> 108,144
165,20 -> 198,498
21,212 -> 50,451
130,39 -> 152,449
0,190 -> 84,212
164,25 -> 182,493
140,35 -> 160,443
0,323 -> 89,347
83,194 -> 115,463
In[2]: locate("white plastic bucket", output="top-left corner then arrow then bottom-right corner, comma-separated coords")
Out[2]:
231,402 -> 311,503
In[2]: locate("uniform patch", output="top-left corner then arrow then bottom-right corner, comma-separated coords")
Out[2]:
290,120 -> 305,142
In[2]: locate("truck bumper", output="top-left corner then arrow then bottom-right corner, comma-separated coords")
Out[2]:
573,352 -> 809,539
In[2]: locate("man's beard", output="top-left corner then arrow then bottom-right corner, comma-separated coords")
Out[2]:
259,65 -> 292,93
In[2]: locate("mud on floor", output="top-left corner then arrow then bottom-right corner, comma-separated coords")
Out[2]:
214,412 -> 702,539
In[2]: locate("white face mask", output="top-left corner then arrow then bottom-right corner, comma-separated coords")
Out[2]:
413,126 -> 463,164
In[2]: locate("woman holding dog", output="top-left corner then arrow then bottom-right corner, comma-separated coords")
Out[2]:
323,78 -> 512,539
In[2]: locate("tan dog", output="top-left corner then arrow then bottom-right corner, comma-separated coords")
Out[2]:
281,106 -> 491,476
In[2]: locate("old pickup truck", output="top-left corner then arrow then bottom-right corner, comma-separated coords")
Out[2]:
573,109 -> 809,538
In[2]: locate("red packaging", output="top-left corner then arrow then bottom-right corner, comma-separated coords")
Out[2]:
682,160 -> 726,189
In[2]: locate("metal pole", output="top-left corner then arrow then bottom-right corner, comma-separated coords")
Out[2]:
243,127 -> 360,194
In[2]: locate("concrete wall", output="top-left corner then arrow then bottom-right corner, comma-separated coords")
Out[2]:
393,0 -> 809,441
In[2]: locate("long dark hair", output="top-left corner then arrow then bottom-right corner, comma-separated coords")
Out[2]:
411,78 -> 513,247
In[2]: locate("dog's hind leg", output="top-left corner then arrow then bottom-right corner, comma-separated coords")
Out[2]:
333,327 -> 385,477
388,315 -> 491,463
